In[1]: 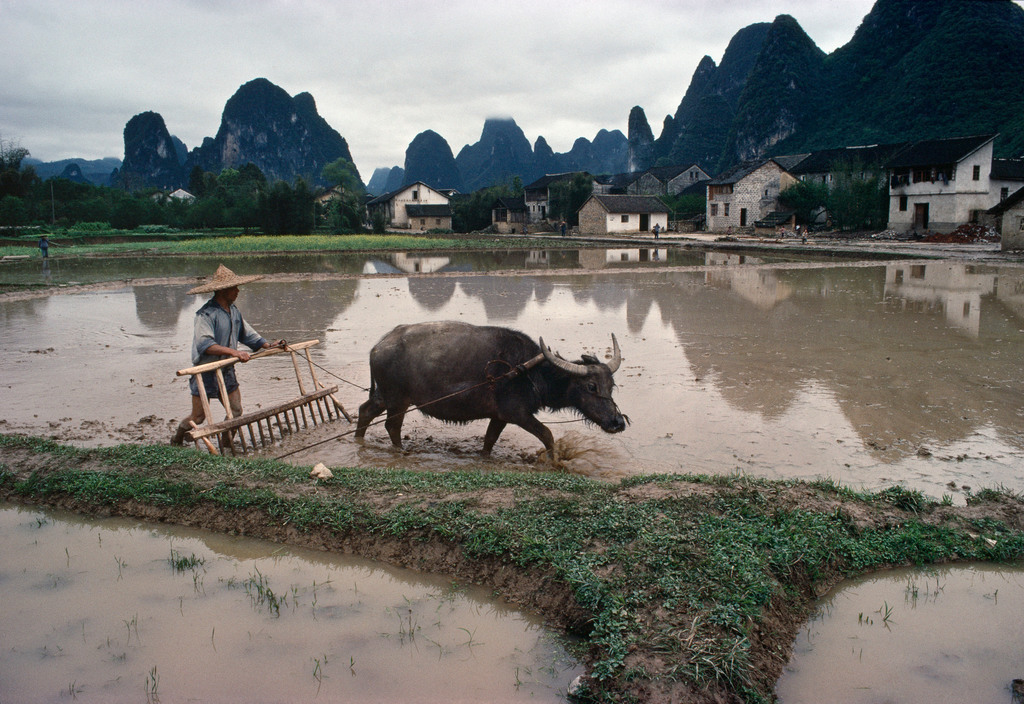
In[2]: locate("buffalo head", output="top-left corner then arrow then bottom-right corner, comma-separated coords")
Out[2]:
539,334 -> 628,434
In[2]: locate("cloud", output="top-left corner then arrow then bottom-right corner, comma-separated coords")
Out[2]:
0,0 -> 880,178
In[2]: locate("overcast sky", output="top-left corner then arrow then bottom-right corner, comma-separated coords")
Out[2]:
3,0 -> 893,179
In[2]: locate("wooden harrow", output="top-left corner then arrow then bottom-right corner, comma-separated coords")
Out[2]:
176,339 -> 350,455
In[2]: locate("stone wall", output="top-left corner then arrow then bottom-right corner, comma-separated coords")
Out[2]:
578,200 -> 608,234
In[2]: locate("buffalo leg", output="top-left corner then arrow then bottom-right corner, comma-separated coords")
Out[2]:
384,404 -> 409,448
514,417 -> 556,460
482,419 -> 507,455
355,395 -> 386,440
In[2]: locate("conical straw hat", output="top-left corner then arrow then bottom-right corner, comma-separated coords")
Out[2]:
187,264 -> 265,294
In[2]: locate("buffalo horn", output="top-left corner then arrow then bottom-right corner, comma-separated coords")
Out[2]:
539,337 -> 588,376
607,334 -> 621,373
539,335 -> 622,375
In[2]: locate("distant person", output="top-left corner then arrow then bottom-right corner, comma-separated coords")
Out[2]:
171,264 -> 284,446
39,234 -> 50,258
560,220 -> 567,237
652,223 -> 661,239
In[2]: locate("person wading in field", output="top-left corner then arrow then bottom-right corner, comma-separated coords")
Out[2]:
170,264 -> 283,446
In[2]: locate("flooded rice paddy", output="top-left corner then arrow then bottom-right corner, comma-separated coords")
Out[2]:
4,247 -> 1024,702
775,563 -> 1024,703
3,248 -> 1023,500
0,502 -> 582,703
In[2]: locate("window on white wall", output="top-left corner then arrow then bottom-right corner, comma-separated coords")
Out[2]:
621,215 -> 629,223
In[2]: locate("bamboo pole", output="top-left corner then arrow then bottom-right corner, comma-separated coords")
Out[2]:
290,350 -> 308,396
176,339 -> 343,454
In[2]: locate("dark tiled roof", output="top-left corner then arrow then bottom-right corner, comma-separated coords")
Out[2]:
885,134 -> 996,169
493,196 -> 526,210
992,158 -> 1024,181
676,180 -> 709,196
772,154 -> 810,171
986,185 -> 1024,215
406,204 -> 451,217
646,163 -> 704,181
786,142 -> 907,174
585,195 -> 670,214
709,159 -> 775,185
596,172 -> 638,191
524,172 -> 589,190
754,210 -> 795,227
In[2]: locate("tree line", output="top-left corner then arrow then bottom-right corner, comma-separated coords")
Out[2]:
0,138 -> 366,236
3,136 -> 718,236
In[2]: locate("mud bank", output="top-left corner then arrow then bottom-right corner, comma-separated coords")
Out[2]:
2,437 -> 1022,703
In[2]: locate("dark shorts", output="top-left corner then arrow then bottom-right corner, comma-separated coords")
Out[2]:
189,367 -> 239,399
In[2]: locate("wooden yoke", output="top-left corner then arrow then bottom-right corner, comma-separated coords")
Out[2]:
176,339 -> 348,455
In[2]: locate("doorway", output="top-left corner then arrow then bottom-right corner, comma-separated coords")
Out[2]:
914,202 -> 929,230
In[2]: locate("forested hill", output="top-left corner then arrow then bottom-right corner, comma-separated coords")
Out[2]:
640,0 -> 1024,173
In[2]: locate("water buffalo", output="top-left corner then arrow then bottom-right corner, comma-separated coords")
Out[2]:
354,321 -> 627,457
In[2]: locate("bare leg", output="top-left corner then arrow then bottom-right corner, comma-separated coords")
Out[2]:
220,388 -> 243,450
171,395 -> 208,445
171,390 -> 242,446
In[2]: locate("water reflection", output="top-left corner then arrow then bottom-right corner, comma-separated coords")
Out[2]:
0,503 -> 580,703
776,563 -> 1024,704
3,256 -> 1023,498
0,246 -> 815,288
885,262 -> 998,337
578,248 -> 668,268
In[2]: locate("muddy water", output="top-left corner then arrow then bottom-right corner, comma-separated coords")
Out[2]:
775,563 -> 1024,703
0,503 -> 582,703
2,252 -> 1024,499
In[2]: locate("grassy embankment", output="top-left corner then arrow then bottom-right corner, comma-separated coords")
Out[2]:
2,434 -> 1022,703
0,231 -> 577,259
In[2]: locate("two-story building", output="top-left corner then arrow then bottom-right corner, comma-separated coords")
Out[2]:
783,143 -> 905,188
523,172 -> 593,224
705,159 -> 797,232
490,196 -> 527,234
989,157 -> 1024,205
885,134 -> 996,233
626,164 -> 710,196
366,181 -> 452,231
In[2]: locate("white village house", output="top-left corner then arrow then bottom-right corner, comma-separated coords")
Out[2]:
577,195 -> 669,235
365,181 -> 451,230
885,134 -> 997,233
987,186 -> 1024,250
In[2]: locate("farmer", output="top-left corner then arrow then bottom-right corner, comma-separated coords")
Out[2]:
39,234 -> 50,258
170,264 -> 283,445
